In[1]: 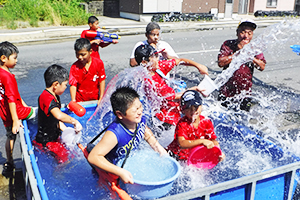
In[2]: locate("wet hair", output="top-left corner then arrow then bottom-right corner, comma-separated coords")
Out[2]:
134,44 -> 156,65
110,86 -> 140,116
146,22 -> 160,34
88,16 -> 98,24
0,41 -> 19,58
44,64 -> 69,88
74,38 -> 91,52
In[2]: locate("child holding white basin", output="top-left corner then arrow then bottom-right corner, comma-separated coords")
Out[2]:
88,86 -> 167,184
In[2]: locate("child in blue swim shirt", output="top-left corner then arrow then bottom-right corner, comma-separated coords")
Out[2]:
88,86 -> 167,184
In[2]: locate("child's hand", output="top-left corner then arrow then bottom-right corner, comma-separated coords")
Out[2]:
112,39 -> 119,44
12,120 -> 23,134
219,152 -> 226,162
158,146 -> 168,156
74,120 -> 82,132
119,168 -> 134,184
93,39 -> 102,45
202,140 -> 214,149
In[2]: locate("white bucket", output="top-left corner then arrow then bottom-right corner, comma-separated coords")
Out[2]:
61,127 -> 82,147
198,75 -> 218,96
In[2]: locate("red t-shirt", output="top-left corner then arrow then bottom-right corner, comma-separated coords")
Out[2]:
218,39 -> 266,97
81,29 -> 100,59
167,115 -> 217,160
146,59 -> 180,125
69,57 -> 106,102
0,68 -> 31,127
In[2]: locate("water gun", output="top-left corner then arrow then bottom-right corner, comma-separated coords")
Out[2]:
290,45 -> 300,55
68,101 -> 86,117
85,30 -> 121,43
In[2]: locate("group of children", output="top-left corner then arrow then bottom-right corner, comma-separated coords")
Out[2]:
0,16 -> 225,187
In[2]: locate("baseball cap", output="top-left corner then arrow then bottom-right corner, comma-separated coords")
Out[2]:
237,19 -> 257,30
134,44 -> 157,64
180,90 -> 202,110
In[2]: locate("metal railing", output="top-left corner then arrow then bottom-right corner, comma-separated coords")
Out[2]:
159,161 -> 300,200
20,120 -> 49,200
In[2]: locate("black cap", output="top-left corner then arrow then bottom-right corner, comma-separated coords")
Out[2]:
180,90 -> 202,110
134,44 -> 156,65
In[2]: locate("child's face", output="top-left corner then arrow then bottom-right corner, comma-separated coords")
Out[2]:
55,80 -> 68,96
1,53 -> 18,68
144,54 -> 159,72
146,29 -> 160,44
121,98 -> 143,125
182,105 -> 202,121
237,26 -> 254,47
76,48 -> 91,66
89,21 -> 99,31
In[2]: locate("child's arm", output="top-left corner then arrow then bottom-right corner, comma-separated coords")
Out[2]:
144,126 -> 168,156
59,121 -> 67,131
98,80 -> 105,105
177,136 -> 214,149
218,55 -> 233,68
253,57 -> 266,71
50,107 -> 82,131
99,39 -> 118,48
70,85 -> 77,102
88,131 -> 134,184
21,98 -> 29,107
174,58 -> 209,75
9,102 -> 23,134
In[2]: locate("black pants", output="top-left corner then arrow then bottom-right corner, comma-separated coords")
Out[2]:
218,95 -> 252,112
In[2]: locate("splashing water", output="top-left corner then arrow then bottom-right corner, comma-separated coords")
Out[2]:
27,19 -> 300,200
85,65 -> 175,147
214,19 -> 300,89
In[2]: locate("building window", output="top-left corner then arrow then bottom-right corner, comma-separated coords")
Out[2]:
267,0 -> 277,7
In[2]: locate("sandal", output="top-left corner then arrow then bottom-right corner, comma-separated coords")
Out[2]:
2,162 -> 15,174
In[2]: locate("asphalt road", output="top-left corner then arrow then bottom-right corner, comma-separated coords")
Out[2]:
12,27 -> 300,108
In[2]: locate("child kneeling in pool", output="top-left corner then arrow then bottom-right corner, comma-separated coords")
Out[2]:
34,65 -> 82,164
167,90 -> 225,161
88,86 -> 167,184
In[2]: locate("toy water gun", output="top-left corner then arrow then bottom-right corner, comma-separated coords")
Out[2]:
68,101 -> 86,117
290,45 -> 300,55
85,30 -> 121,43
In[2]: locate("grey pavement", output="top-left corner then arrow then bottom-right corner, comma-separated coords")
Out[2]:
0,15 -> 285,45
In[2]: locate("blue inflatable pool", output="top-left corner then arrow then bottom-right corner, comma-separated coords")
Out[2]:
19,102 -> 300,200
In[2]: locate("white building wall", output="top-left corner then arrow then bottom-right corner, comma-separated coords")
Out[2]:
254,0 -> 295,11
143,0 -> 182,13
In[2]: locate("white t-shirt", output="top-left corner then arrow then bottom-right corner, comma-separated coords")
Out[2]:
130,40 -> 178,60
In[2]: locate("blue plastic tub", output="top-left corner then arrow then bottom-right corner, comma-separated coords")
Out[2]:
21,103 -> 300,200
118,150 -> 181,199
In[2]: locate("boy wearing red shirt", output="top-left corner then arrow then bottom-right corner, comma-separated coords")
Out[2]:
0,42 -> 35,175
34,64 -> 82,164
81,16 -> 118,59
134,44 -> 208,126
69,38 -> 106,105
167,90 -> 225,161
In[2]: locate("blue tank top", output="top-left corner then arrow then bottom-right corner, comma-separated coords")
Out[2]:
105,116 -> 146,164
